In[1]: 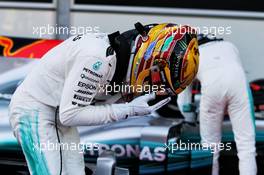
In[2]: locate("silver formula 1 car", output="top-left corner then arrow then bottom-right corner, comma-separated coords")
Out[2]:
0,60 -> 264,175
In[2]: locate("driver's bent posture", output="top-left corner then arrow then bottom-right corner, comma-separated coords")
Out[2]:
9,23 -> 199,175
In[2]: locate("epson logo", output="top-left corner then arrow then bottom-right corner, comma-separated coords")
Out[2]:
78,82 -> 97,90
83,67 -> 103,78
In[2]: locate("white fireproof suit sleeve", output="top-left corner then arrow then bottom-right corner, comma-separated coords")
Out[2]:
59,54 -> 121,126
59,54 -> 171,126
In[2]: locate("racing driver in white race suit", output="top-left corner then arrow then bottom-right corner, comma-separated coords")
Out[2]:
177,34 -> 257,175
9,23 -> 200,175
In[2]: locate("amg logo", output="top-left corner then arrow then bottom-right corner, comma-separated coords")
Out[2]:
75,89 -> 93,95
83,67 -> 103,78
74,94 -> 92,102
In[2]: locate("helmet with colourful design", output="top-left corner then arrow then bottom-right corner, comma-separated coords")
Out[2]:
126,23 -> 199,96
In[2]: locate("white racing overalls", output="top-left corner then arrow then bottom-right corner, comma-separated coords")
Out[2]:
177,41 -> 257,175
9,33 -> 170,175
9,33 -> 120,175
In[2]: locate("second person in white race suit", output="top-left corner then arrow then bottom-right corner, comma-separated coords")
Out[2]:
177,36 -> 257,175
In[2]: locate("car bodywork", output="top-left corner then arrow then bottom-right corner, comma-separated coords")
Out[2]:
0,62 -> 264,175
